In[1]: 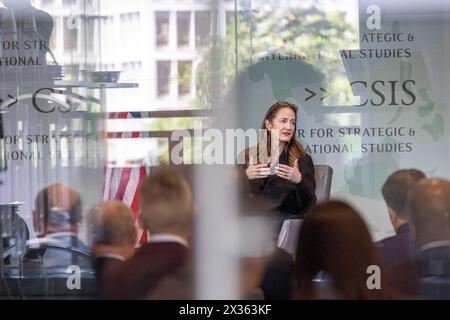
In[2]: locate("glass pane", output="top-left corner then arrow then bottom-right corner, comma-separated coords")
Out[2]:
1,0 -> 448,302
156,11 -> 170,47
177,11 -> 191,47
63,16 -> 78,52
178,60 -> 192,96
63,0 -> 77,6
195,11 -> 211,47
157,61 -> 171,97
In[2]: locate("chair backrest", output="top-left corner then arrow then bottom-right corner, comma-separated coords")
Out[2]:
421,276 -> 450,300
277,219 -> 303,257
314,165 -> 333,203
419,248 -> 450,299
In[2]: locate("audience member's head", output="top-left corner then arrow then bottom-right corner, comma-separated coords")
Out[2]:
410,178 -> 450,250
294,201 -> 391,299
382,169 -> 426,231
88,201 -> 136,259
34,183 -> 81,236
138,167 -> 194,240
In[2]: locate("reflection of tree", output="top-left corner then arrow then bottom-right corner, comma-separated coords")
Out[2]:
152,1 -> 358,164
194,40 -> 232,109
195,0 -> 357,108
149,117 -> 207,164
178,61 -> 192,96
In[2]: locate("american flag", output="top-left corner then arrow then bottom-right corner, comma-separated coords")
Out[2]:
103,112 -> 149,244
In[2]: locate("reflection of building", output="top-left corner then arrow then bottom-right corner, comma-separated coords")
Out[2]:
34,0 -> 234,111
34,0 -> 97,78
31,0 -> 236,167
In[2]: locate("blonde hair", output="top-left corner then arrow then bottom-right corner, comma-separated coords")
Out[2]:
89,201 -> 136,247
139,167 -> 193,232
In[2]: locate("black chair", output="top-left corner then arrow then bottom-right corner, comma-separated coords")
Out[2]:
1,243 -> 96,299
418,247 -> 450,300
421,276 -> 450,300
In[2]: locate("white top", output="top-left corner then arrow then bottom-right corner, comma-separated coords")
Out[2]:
26,231 -> 78,246
149,233 -> 189,248
95,253 -> 126,261
46,232 -> 78,239
421,240 -> 450,252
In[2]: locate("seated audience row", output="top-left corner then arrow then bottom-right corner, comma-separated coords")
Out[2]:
16,167 -> 450,300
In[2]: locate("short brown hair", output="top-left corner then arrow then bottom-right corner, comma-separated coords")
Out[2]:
382,169 -> 425,219
89,201 -> 136,247
139,167 -> 193,232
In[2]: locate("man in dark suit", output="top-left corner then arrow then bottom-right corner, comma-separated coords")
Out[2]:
411,178 -> 450,299
377,169 -> 425,265
87,201 -> 136,298
376,169 -> 425,296
103,167 -> 194,299
18,184 -> 95,298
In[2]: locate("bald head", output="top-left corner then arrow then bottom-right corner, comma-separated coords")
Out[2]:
411,178 -> 450,249
139,167 -> 193,235
34,183 -> 81,235
89,201 -> 136,247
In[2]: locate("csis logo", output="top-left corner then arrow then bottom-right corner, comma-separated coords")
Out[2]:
0,88 -> 96,114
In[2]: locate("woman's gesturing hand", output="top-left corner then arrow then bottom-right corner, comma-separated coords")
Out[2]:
246,157 -> 271,180
276,159 -> 302,184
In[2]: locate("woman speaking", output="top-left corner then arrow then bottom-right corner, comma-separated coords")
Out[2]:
243,101 -> 316,219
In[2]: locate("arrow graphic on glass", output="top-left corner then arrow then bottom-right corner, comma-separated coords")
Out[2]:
305,88 -> 329,102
